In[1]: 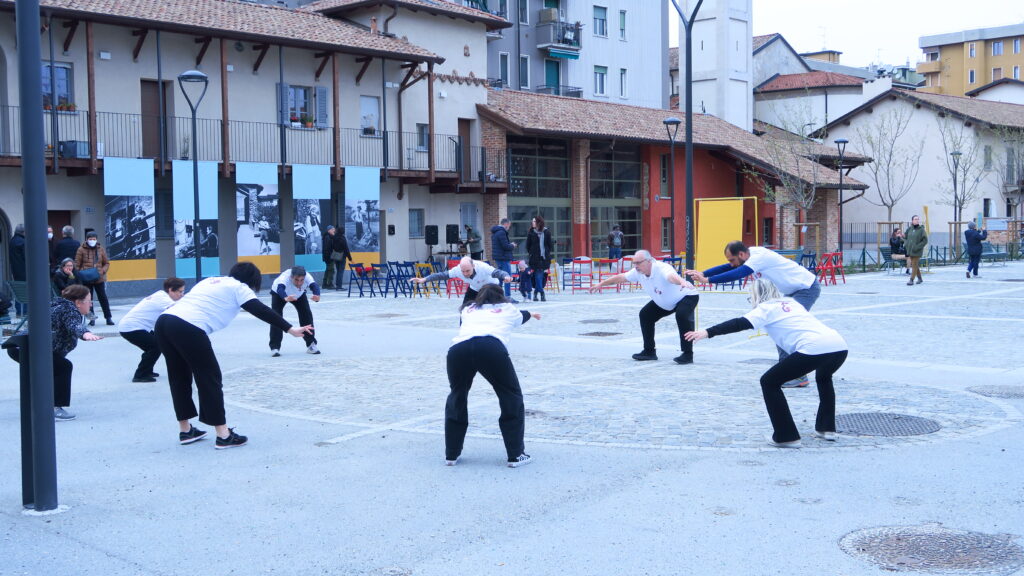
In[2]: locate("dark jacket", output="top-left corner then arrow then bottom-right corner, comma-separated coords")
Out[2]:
525,227 -> 554,270
490,225 -> 515,261
50,297 -> 88,356
965,228 -> 988,256
52,266 -> 79,293
9,232 -> 26,281
904,224 -> 928,258
322,231 -> 353,264
74,242 -> 110,283
53,237 -> 79,264
889,234 -> 905,255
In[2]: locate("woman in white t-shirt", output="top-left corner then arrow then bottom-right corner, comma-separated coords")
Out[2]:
154,262 -> 312,449
445,284 -> 540,468
118,277 -> 186,383
685,278 -> 847,448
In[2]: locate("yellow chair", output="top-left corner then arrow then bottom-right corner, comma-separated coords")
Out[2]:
414,263 -> 439,297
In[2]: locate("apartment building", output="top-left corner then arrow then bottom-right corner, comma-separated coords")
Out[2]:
918,23 -> 1024,96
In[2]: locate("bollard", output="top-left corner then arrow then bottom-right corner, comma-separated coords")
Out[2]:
2,334 -> 34,507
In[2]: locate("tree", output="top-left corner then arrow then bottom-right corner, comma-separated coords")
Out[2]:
992,126 -> 1024,229
853,106 -> 923,221
934,116 -> 984,223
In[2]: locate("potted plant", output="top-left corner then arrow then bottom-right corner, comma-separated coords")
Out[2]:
67,103 -> 77,112
301,115 -> 314,128
362,125 -> 377,136
56,103 -> 67,112
43,103 -> 51,111
290,114 -> 301,128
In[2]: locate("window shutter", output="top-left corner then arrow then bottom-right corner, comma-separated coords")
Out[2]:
277,82 -> 290,126
315,85 -> 329,129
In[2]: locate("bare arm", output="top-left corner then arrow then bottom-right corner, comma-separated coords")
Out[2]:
589,273 -> 629,293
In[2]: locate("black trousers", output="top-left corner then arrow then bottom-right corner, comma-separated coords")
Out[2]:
88,281 -> 112,320
269,293 -> 316,349
6,347 -> 72,407
759,350 -> 848,443
638,295 -> 699,355
967,254 -> 981,276
461,287 -> 480,308
120,329 -> 161,379
323,260 -> 336,287
445,336 -> 525,461
154,314 -> 227,426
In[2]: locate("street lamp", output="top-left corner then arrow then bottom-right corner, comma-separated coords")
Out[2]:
834,138 -> 848,254
664,117 -> 681,257
951,150 -> 962,223
670,0 -> 704,271
177,70 -> 209,282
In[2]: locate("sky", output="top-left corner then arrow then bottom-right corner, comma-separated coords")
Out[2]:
668,0 -> 1024,68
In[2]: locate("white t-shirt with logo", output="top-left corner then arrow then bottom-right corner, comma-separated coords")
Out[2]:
743,298 -> 846,356
448,261 -> 501,292
118,290 -> 175,333
743,246 -> 816,295
452,303 -> 525,346
272,270 -> 316,299
161,276 -> 257,335
624,260 -> 699,311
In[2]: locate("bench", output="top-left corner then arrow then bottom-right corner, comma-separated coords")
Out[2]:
878,247 -> 906,274
980,242 -> 1008,266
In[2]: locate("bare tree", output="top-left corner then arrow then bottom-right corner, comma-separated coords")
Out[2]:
854,106 -> 923,221
757,106 -> 827,214
992,126 -> 1024,228
934,116 -> 984,223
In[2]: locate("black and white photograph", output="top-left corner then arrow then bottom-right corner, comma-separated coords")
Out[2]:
104,195 -> 155,260
345,198 -> 379,252
236,183 -> 281,257
293,199 -> 329,256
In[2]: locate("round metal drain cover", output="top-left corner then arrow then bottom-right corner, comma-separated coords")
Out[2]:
580,331 -> 622,337
740,358 -> 777,365
840,524 -> 1024,574
579,318 -> 619,324
968,385 -> 1024,399
836,412 -> 940,436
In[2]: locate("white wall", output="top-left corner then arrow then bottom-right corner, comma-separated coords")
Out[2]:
755,82 -> 887,135
752,37 -> 807,87
974,83 -> 1024,105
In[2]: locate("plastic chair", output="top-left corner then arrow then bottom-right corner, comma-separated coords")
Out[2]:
661,256 -> 683,274
559,258 -> 574,291
445,259 -> 465,299
800,252 -> 817,274
5,281 -> 30,333
565,257 -> 593,293
828,252 -> 845,284
817,252 -> 835,286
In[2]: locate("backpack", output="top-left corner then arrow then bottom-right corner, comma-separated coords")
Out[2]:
612,232 -> 622,247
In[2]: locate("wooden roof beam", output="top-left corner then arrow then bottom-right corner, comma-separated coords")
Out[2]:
132,28 -> 148,62
195,36 -> 211,67
314,51 -> 330,82
355,56 -> 373,85
252,43 -> 269,74
62,20 -> 78,53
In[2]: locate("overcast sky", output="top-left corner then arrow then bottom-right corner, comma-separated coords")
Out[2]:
669,0 -> 1024,68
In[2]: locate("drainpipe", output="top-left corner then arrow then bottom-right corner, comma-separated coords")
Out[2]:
384,3 -> 398,34
47,13 -> 58,173
516,0 -> 522,90
157,30 -> 165,177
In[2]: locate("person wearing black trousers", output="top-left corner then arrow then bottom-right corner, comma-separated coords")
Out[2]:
412,256 -> 510,309
154,262 -> 313,448
964,221 -> 988,278
525,214 -> 555,301
685,278 -> 848,448
118,277 -> 186,382
445,284 -> 539,468
321,225 -> 353,290
269,265 -> 321,356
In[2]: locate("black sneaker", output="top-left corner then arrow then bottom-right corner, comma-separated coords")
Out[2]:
507,453 -> 533,468
673,354 -> 694,365
632,351 -> 658,361
105,318 -> 115,326
132,376 -> 157,383
179,425 -> 208,445
149,372 -> 160,378
215,429 -> 248,449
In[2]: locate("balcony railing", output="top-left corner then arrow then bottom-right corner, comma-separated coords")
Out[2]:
465,146 -> 508,184
536,20 -> 583,50
535,85 -> 583,98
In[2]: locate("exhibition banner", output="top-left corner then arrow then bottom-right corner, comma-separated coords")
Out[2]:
103,157 -> 156,281
292,164 -> 331,272
172,160 -> 220,278
344,166 -> 380,264
235,162 -> 282,274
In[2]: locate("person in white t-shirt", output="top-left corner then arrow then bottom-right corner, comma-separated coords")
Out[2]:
685,278 -> 847,448
154,262 -> 313,449
444,284 -> 540,468
118,277 -> 186,383
269,265 -> 321,356
688,241 -> 822,388
590,250 -> 700,365
412,256 -> 511,308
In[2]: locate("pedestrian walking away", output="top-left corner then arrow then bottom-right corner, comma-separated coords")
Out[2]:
269,265 -> 321,356
964,221 -> 987,279
444,284 -> 540,468
590,250 -> 700,365
685,278 -> 848,448
688,241 -> 821,387
607,225 -> 624,260
154,262 -> 313,449
118,277 -> 186,382
490,218 -> 518,299
412,256 -> 511,309
74,230 -> 114,326
904,215 -> 928,285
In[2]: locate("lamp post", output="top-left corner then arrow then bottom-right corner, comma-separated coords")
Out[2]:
177,70 -> 209,282
834,138 -> 848,253
670,0 -> 704,270
664,117 -> 681,257
951,150 -> 962,223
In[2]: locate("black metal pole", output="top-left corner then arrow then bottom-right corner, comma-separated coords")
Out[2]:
17,0 -> 59,512
47,13 -> 58,173
669,136 -> 676,256
671,0 -> 704,271
838,159 -> 844,253
192,111 -> 201,282
279,45 -> 286,167
157,30 -> 165,177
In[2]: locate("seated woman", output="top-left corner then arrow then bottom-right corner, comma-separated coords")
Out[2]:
52,257 -> 79,293
889,227 -> 908,274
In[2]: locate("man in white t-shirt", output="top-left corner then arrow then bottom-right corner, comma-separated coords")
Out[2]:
688,241 -> 821,387
118,277 -> 186,382
590,250 -> 700,364
412,256 -> 511,308
269,265 -> 321,356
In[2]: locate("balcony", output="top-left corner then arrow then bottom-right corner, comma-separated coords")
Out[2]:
536,20 -> 582,55
534,85 -> 583,98
917,60 -> 942,74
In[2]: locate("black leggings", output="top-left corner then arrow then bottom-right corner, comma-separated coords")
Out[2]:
638,295 -> 699,355
445,336 -> 525,461
269,293 -> 316,349
760,350 -> 848,443
154,314 -> 227,426
120,329 -> 161,379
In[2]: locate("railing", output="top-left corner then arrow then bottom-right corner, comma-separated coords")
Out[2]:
488,78 -> 508,89
536,20 -> 583,49
535,85 -> 583,98
466,146 -> 508,184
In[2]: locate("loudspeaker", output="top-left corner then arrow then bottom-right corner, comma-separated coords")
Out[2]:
425,225 -> 439,246
446,224 -> 461,245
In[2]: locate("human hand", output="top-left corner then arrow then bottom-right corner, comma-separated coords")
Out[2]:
531,312 -> 542,320
683,330 -> 707,342
289,325 -> 314,337
311,295 -> 320,302
588,285 -> 602,294
412,277 -> 425,285
285,296 -> 297,302
83,332 -> 102,341
685,270 -> 707,283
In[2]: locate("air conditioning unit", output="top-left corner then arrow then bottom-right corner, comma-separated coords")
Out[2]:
538,7 -> 558,23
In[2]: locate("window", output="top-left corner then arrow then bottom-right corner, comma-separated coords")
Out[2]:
983,198 -> 992,217
1008,199 -> 1015,218
408,209 -> 425,238
1007,147 -> 1017,183
594,65 -> 607,96
359,95 -> 380,136
661,218 -> 671,252
288,85 -> 312,123
993,67 -> 1003,81
1014,65 -> 1020,80
660,154 -> 669,197
992,41 -> 1003,56
764,218 -> 775,247
619,10 -> 626,40
519,55 -> 530,89
969,69 -> 976,84
41,62 -> 73,109
593,6 -> 607,37
518,0 -> 528,24
590,142 -> 641,200
498,52 -> 510,87
619,68 -> 627,97
969,42 -> 976,58
416,124 -> 429,150
984,145 -> 993,170
1015,38 -> 1021,54
925,50 -> 939,62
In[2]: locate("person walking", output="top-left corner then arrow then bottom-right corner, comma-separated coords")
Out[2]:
590,250 -> 700,365
685,278 -> 848,448
444,284 -> 539,468
154,262 -> 313,448
269,265 -> 321,356
74,230 -> 113,326
889,227 -> 908,274
412,256 -> 510,308
688,241 -> 820,388
52,258 -> 79,293
322,225 -> 352,290
118,277 -> 186,383
53,225 -> 79,265
490,218 -> 518,300
964,221 -> 988,279
607,225 -> 624,260
525,215 -> 554,301
904,215 -> 928,285
465,225 -> 483,261
5,284 -> 103,421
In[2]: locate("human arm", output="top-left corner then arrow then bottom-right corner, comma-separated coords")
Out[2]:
684,317 -> 754,342
99,247 -> 110,274
308,280 -> 321,301
665,270 -> 696,290
589,272 -> 629,293
412,271 -> 450,285
490,268 -> 511,283
240,298 -> 296,333
82,332 -> 102,341
520,310 -> 541,323
704,265 -> 754,285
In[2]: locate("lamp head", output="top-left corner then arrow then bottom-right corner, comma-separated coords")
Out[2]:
177,70 -> 210,111
178,70 -> 209,84
834,138 -> 848,155
663,117 -> 681,140
951,150 -> 962,159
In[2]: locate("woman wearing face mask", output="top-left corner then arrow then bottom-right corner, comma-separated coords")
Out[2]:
74,230 -> 113,326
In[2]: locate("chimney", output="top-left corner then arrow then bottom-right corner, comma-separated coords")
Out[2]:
370,16 -> 378,34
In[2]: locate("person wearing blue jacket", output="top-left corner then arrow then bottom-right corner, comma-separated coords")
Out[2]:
490,218 -> 518,299
964,221 -> 987,279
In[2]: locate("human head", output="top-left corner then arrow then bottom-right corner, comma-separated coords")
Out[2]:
532,214 -> 545,231
967,221 -> 977,230
60,258 -> 74,274
458,256 -> 476,277
748,278 -> 783,308
163,277 -> 186,301
61,284 -> 91,315
62,225 -> 74,238
892,227 -> 902,236
290,265 -> 307,287
911,215 -> 920,226
47,225 -> 53,239
205,225 -> 213,234
14,223 -> 24,235
327,225 -> 336,235
612,225 -> 620,231
500,218 -> 511,229
724,241 -> 750,267
229,261 -> 263,292
86,230 -> 98,246
632,250 -> 655,274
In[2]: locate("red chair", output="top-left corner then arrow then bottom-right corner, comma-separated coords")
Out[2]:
445,258 -> 465,298
592,258 -> 622,292
817,252 -> 835,286
830,252 -> 846,284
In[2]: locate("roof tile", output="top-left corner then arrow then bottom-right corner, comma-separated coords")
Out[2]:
756,71 -> 864,93
303,0 -> 509,29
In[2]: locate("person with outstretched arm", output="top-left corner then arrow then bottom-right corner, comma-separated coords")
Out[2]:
412,256 -> 510,308
269,265 -> 321,356
118,277 -> 186,383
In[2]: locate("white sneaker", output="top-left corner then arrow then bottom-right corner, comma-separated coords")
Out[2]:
813,430 -> 837,441
54,407 -> 76,421
767,438 -> 801,449
306,344 -> 320,355
445,457 -> 459,466
271,349 -> 281,357
507,453 -> 533,468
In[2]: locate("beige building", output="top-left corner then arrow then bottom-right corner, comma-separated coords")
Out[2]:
918,23 -> 1024,96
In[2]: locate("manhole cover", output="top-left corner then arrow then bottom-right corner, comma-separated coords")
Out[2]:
968,385 -> 1024,399
368,313 -> 407,318
579,318 -> 619,324
580,331 -> 622,337
840,524 -> 1024,574
836,413 -> 940,436
740,358 -> 777,365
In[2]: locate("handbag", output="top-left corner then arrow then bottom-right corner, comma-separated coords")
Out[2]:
329,250 -> 345,262
78,267 -> 101,284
